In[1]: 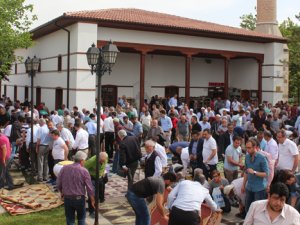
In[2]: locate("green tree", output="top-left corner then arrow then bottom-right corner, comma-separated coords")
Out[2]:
240,13 -> 256,31
0,0 -> 36,79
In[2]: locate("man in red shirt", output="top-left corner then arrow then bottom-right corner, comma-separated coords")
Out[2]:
0,133 -> 13,189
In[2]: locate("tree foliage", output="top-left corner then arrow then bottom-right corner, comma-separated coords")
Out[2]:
240,13 -> 256,31
240,13 -> 300,101
0,0 -> 36,79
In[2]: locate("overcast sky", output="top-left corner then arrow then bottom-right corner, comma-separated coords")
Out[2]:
25,0 -> 299,29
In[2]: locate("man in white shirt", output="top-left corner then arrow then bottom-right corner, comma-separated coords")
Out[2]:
56,123 -> 74,152
244,182 -> 300,225
154,142 -> 168,167
85,114 -> 103,157
103,112 -> 115,160
202,128 -> 218,179
50,130 -> 68,164
199,116 -> 211,131
263,131 -> 278,161
175,146 -> 190,176
72,122 -> 89,155
167,169 -> 219,225
276,130 -> 299,173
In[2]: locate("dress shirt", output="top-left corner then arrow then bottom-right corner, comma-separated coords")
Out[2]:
160,116 -> 173,132
199,121 -> 211,131
132,121 -> 143,136
57,162 -> 94,197
37,124 -> 50,145
264,138 -> 278,160
244,200 -> 300,225
167,180 -> 217,213
25,124 -> 39,148
60,127 -> 75,149
245,152 -> 269,192
232,101 -> 240,111
146,151 -> 162,177
155,143 -> 168,167
72,128 -> 89,149
103,117 -> 114,132
168,97 -> 178,107
277,138 -> 299,171
85,120 -> 97,135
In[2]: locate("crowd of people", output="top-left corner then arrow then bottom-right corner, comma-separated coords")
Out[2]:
1,93 -> 300,225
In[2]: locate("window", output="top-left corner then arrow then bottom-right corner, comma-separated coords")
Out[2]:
58,55 -> 62,71
36,87 -> 41,106
165,86 -> 179,98
24,86 -> 29,101
55,88 -> 63,110
14,85 -> 18,102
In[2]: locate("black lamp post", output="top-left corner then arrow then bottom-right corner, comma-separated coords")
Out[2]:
86,41 -> 119,225
24,56 -> 40,175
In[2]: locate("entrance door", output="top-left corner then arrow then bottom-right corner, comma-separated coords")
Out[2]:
165,86 -> 179,98
102,85 -> 117,107
55,88 -> 63,110
241,90 -> 250,101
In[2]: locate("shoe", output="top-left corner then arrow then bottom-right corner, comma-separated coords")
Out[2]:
46,179 -> 55,183
89,212 -> 95,218
51,181 -> 57,186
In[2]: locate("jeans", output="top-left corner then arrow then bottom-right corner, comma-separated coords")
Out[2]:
0,163 -> 13,189
64,196 -> 86,225
245,189 -> 267,212
126,190 -> 150,225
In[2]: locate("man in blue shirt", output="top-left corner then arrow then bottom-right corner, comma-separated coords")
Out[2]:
242,139 -> 269,213
159,110 -> 173,147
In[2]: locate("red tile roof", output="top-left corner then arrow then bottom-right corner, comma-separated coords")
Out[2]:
63,8 -> 285,41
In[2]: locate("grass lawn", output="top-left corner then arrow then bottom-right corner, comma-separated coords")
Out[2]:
0,206 -> 66,225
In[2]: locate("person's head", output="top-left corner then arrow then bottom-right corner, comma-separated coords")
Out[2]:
47,121 -> 54,130
160,109 -> 166,117
257,131 -> 264,142
162,172 -> 177,187
232,135 -> 242,148
180,114 -> 186,122
215,114 -> 221,122
151,119 -> 158,128
268,182 -> 290,212
191,115 -> 197,124
89,113 -> 96,121
278,170 -> 296,186
264,131 -> 272,141
276,130 -> 287,144
191,131 -> 200,141
39,118 -> 46,126
56,122 -> 64,131
113,118 -> 120,125
202,129 -> 211,140
74,122 -> 82,131
258,108 -> 264,116
221,118 -> 227,126
50,129 -> 60,140
74,151 -> 87,166
145,140 -> 155,154
175,146 -> 183,155
211,170 -> 221,183
202,116 -> 208,123
228,123 -> 234,133
118,129 -> 127,140
131,116 -> 137,123
246,139 -> 257,156
99,152 -> 108,164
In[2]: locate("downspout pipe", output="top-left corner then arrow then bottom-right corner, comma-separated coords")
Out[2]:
54,21 -> 70,109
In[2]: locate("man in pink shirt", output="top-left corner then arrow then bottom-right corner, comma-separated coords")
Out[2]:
0,133 -> 13,189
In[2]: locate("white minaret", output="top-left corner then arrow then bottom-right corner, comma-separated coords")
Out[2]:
255,0 -> 289,102
255,0 -> 282,36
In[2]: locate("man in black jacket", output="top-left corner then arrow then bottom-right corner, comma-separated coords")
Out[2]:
218,123 -> 234,160
118,129 -> 142,188
188,131 -> 204,174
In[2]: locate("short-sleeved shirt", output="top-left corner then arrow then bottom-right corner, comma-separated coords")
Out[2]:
224,144 -> 242,171
277,138 -> 299,171
52,137 -> 65,160
209,178 -> 229,193
245,152 -> 269,192
177,121 -> 190,136
131,176 -> 165,198
203,136 -> 218,165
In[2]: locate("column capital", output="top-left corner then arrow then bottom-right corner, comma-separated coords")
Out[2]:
221,53 -> 235,60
